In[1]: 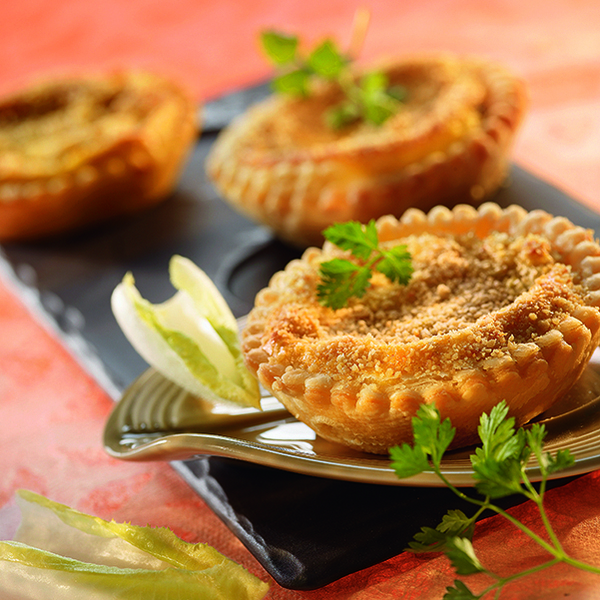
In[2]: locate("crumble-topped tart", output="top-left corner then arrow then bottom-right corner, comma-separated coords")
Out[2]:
207,54 -> 527,247
0,71 -> 198,241
242,203 -> 600,453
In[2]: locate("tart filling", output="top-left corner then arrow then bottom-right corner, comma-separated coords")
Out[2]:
208,54 -> 527,247
242,203 -> 600,454
0,71 -> 198,241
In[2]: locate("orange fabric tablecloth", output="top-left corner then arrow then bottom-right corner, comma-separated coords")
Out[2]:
1,1 -> 600,598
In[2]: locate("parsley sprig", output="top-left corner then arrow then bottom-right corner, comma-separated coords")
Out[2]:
260,28 -> 406,129
316,220 -> 413,310
390,401 -> 600,599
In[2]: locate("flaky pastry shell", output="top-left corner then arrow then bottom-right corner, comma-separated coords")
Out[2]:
207,54 -> 527,247
0,71 -> 198,241
242,203 -> 600,454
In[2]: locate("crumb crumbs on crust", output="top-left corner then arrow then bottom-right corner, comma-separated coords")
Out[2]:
255,232 -> 584,380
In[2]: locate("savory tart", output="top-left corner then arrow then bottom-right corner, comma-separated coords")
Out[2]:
0,70 -> 198,242
207,54 -> 527,247
242,203 -> 600,453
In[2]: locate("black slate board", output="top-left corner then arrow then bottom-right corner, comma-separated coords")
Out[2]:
2,92 -> 599,589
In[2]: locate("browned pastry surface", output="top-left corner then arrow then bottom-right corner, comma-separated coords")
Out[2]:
0,71 -> 198,241
207,54 -> 527,247
242,203 -> 600,454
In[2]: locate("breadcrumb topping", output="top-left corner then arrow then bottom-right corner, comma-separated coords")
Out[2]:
255,231 -> 586,387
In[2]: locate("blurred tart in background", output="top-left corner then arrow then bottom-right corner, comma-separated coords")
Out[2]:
0,70 -> 198,242
207,53 -> 527,247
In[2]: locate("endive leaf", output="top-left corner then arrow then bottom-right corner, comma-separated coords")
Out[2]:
111,255 -> 260,408
0,490 -> 268,600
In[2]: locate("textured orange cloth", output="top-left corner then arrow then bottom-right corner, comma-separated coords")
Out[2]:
1,1 -> 600,598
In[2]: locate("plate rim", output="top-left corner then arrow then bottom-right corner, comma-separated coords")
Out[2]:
104,362 -> 600,487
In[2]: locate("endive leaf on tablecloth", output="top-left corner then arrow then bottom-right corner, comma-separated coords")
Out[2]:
111,254 -> 261,409
0,490 -> 269,600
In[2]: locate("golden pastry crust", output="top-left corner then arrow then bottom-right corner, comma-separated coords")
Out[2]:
207,54 -> 527,247
0,71 -> 198,241
242,203 -> 600,454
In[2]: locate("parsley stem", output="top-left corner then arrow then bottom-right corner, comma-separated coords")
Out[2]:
431,466 -> 483,507
477,558 -> 563,600
523,475 -> 565,555
433,464 -> 562,558
520,447 -> 567,555
437,471 -> 600,583
365,254 -> 381,273
561,555 -> 600,574
483,554 -> 600,599
485,502 -> 559,557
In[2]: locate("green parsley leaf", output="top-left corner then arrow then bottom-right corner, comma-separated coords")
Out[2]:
307,39 -> 346,79
323,219 -> 378,259
317,220 -> 412,309
362,100 -> 396,126
471,455 -> 524,499
408,525 -> 449,552
525,422 -> 546,454
325,102 -> 360,129
259,23 -> 406,128
316,258 -> 372,310
355,72 -> 404,125
444,580 -> 479,600
390,404 -> 454,484
445,537 -> 485,575
389,443 -> 430,479
544,448 -> 575,475
325,72 -> 406,129
408,510 -> 475,552
377,244 -> 414,285
470,402 -> 526,498
412,404 -> 455,467
476,401 -> 526,463
439,510 -> 476,537
526,423 -> 575,476
360,70 -> 389,95
260,31 -> 298,65
272,68 -> 311,96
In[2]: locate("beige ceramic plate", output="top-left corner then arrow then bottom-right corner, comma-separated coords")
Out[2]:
103,349 -> 600,487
